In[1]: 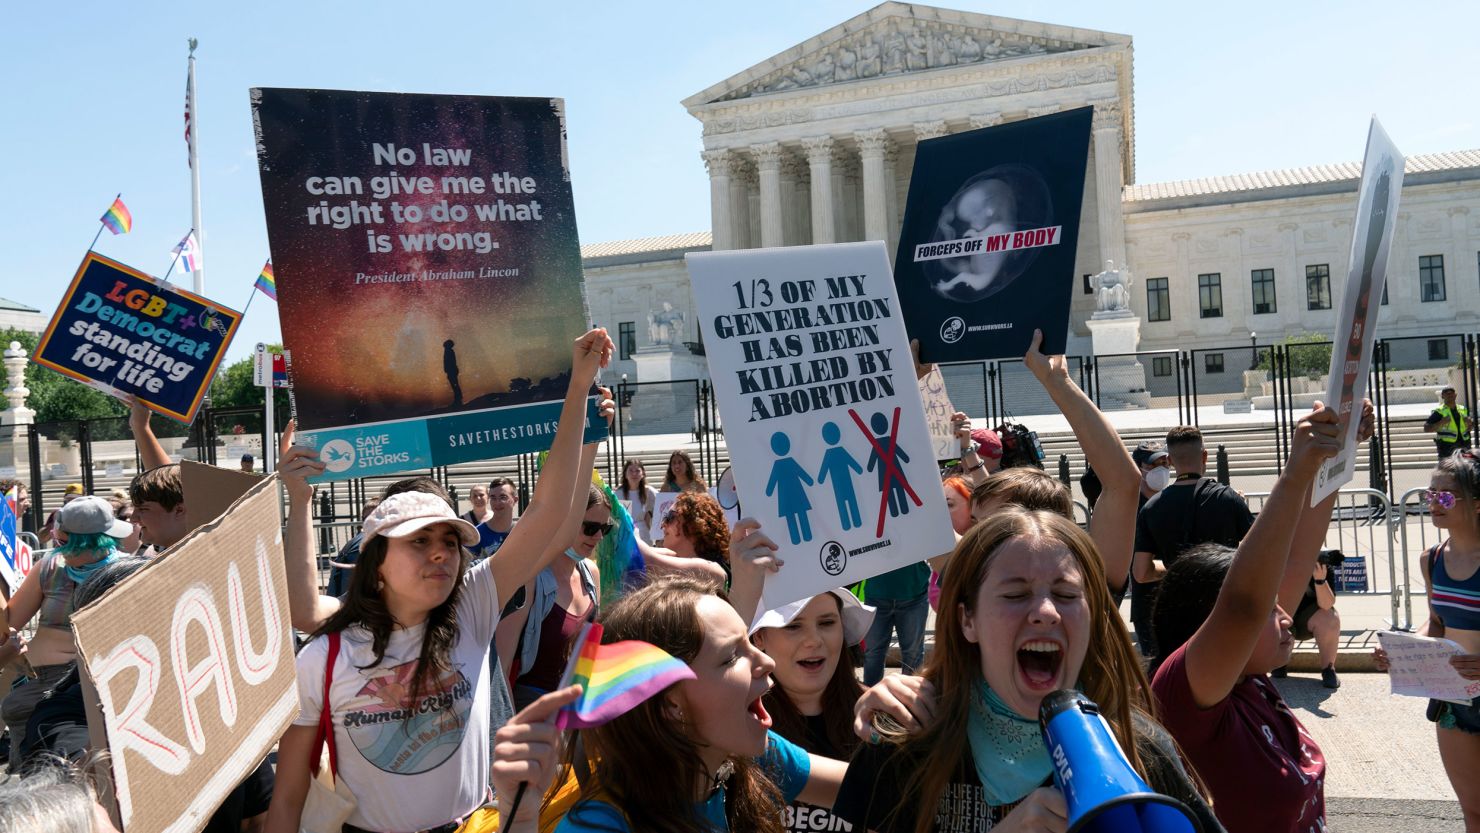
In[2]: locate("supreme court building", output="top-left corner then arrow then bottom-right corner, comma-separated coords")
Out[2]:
582,2 -> 1480,398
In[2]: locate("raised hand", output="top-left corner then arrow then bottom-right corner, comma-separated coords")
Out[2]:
729,518 -> 783,579
594,385 -> 616,431
1287,401 -> 1342,474
492,684 -> 583,828
572,328 -> 614,384
1023,329 -> 1069,386
279,445 -> 326,504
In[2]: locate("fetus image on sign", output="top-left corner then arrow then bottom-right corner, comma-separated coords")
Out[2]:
926,164 -> 1053,302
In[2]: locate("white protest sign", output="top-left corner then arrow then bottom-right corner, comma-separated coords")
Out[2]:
72,477 -> 296,833
1377,631 -> 1480,704
919,367 -> 959,461
687,241 -> 955,613
651,491 -> 681,544
1313,118 -> 1403,504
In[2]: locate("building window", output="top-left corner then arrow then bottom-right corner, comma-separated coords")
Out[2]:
618,321 -> 636,360
1420,254 -> 1446,302
1250,268 -> 1276,314
1147,278 -> 1170,322
1198,273 -> 1223,318
1083,274 -> 1093,295
1152,356 -> 1173,377
1306,264 -> 1332,310
1204,353 -> 1225,374
1429,339 -> 1450,361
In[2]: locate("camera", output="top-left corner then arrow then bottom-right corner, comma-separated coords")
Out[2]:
995,421 -> 1045,471
1316,548 -> 1346,568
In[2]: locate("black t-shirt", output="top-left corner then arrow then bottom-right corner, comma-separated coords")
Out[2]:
834,715 -> 1224,833
784,714 -> 854,832
1134,478 -> 1253,568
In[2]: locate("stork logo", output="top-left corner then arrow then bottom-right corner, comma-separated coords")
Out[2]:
320,439 -> 355,473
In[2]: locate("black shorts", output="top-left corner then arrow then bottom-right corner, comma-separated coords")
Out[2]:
1428,696 -> 1480,735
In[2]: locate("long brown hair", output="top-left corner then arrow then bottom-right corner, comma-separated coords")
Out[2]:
557,576 -> 783,833
886,509 -> 1153,833
312,480 -> 470,713
758,592 -> 866,759
664,451 -> 707,491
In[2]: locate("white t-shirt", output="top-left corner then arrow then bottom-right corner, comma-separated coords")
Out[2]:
293,558 -> 500,832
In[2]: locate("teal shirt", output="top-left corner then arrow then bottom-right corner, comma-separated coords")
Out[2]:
864,562 -> 930,601
555,731 -> 810,832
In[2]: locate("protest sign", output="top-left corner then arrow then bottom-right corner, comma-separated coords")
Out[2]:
1313,118 -> 1404,504
687,241 -> 956,613
72,477 -> 295,833
251,88 -> 605,481
0,492 -> 21,594
1377,631 -> 1480,704
896,108 -> 1092,364
33,252 -> 241,423
651,491 -> 681,544
180,459 -> 263,532
918,367 -> 959,461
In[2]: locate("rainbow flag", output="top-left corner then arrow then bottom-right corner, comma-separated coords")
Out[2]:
254,262 -> 277,301
556,623 -> 695,729
100,197 -> 132,235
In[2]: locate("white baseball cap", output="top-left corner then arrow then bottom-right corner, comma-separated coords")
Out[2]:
750,589 -> 876,646
361,491 -> 480,546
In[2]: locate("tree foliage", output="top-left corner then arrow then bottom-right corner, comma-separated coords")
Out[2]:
1254,332 -> 1333,378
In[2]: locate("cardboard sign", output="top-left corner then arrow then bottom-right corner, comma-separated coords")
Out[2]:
180,460 -> 264,532
896,108 -> 1092,363
1377,631 -> 1480,704
686,242 -> 956,613
33,253 -> 241,423
72,477 -> 296,833
1313,118 -> 1404,504
918,367 -> 959,461
251,88 -> 605,481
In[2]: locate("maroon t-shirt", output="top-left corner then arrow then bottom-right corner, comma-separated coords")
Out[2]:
1152,644 -> 1325,833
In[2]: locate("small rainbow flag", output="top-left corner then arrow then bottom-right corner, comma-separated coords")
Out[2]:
254,262 -> 277,301
556,623 -> 695,729
100,197 -> 132,235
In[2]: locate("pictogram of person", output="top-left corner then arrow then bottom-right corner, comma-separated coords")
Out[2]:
766,431 -> 815,545
443,339 -> 463,408
816,422 -> 864,531
865,411 -> 913,519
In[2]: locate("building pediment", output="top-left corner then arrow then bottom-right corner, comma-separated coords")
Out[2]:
682,2 -> 1129,108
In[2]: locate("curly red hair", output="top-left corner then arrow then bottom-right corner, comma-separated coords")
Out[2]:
670,491 -> 730,561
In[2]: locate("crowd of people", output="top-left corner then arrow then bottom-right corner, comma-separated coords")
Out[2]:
0,324 -> 1476,833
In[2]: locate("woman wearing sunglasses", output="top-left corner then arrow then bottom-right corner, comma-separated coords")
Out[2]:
1375,449 -> 1480,831
659,491 -> 733,587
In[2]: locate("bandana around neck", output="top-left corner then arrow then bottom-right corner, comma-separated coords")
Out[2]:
63,550 -> 118,585
965,678 -> 1053,806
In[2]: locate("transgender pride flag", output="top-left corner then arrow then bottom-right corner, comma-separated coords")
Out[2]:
171,231 -> 202,273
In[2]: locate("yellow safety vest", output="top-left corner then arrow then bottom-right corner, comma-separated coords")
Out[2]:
1435,405 -> 1470,442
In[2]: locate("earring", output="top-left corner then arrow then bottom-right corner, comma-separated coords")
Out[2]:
376,579 -> 385,592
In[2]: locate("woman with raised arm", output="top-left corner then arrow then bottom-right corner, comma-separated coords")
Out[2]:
1149,404 -> 1346,833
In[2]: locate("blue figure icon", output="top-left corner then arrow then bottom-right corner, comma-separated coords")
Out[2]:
816,422 -> 864,531
866,411 -> 913,519
766,431 -> 815,545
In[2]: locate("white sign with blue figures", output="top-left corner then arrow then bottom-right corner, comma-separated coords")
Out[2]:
687,241 -> 956,613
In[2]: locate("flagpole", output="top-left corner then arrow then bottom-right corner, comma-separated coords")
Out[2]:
161,229 -> 191,283
187,38 -> 205,296
88,192 -> 121,252
239,290 -> 257,321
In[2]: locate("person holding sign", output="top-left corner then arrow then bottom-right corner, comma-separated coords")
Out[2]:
1374,449 -> 1480,830
266,329 -> 613,833
0,496 -> 132,735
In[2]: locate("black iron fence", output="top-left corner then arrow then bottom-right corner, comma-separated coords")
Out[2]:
10,332 -> 1476,535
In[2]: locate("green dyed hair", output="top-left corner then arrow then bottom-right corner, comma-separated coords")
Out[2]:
56,532 -> 121,557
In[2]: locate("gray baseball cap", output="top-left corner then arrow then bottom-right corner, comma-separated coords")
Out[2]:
57,496 -> 134,538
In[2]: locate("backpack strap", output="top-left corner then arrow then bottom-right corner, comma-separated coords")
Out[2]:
311,631 -> 342,778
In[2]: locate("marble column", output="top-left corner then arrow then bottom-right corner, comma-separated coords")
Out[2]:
752,142 -> 785,248
969,113 -> 1003,130
780,154 -> 808,246
727,155 -> 753,250
803,136 -> 836,244
1092,102 -> 1128,276
913,120 -> 948,143
855,129 -> 892,244
702,149 -> 734,251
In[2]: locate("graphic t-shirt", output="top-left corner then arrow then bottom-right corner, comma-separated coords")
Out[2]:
476,523 -> 512,560
784,714 -> 852,833
1153,644 -> 1324,833
555,731 -> 810,832
293,558 -> 500,832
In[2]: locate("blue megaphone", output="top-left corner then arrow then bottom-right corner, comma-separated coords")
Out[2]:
1039,689 -> 1200,833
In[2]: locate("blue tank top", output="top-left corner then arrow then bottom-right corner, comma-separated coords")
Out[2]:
1431,542 -> 1480,632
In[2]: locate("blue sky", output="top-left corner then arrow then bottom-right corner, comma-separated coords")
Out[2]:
3,1 -> 1476,365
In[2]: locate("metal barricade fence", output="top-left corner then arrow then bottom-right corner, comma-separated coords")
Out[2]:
1394,487 -> 1434,632
1241,487 -> 1412,630
312,520 -> 363,594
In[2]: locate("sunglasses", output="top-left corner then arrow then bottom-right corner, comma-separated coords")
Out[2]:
1424,489 -> 1457,509
581,520 -> 614,537
662,509 -> 679,526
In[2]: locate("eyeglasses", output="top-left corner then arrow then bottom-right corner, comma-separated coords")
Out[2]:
581,520 -> 614,537
662,509 -> 679,526
1424,489 -> 1457,509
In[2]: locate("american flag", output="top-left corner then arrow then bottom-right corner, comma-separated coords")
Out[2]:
172,231 -> 202,273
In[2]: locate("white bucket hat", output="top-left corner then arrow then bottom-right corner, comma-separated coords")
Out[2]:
750,589 -> 876,646
362,491 -> 480,546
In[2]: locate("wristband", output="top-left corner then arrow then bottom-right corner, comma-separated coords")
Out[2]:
1313,578 -> 1327,585
967,462 -> 987,472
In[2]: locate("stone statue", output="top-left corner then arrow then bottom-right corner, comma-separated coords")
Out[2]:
882,25 -> 906,74
1094,259 -> 1134,315
905,24 -> 930,71
858,39 -> 882,78
647,302 -> 686,346
930,31 -> 956,67
836,44 -> 858,81
956,34 -> 982,63
811,52 -> 836,84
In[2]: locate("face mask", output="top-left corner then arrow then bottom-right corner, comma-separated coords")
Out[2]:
1144,467 -> 1172,492
564,547 -> 585,563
